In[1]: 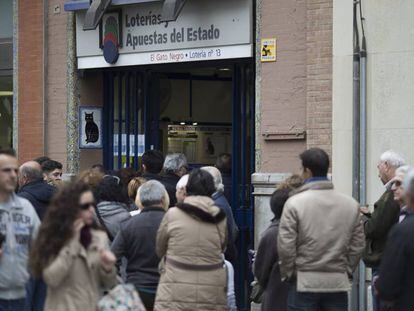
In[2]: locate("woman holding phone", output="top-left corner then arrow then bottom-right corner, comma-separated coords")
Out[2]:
30,182 -> 117,311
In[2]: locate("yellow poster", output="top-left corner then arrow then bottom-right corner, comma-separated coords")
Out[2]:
261,38 -> 276,62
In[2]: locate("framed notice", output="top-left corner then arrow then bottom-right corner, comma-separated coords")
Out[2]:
261,38 -> 277,62
79,107 -> 103,149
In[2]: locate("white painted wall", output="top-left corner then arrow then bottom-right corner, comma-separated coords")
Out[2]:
333,0 -> 414,206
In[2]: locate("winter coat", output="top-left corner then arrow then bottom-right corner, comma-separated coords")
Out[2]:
96,201 -> 131,240
18,179 -> 56,220
43,229 -> 117,311
154,196 -> 228,311
277,180 -> 365,292
362,189 -> 400,268
377,214 -> 414,311
0,194 -> 41,299
160,172 -> 180,208
220,170 -> 232,205
254,219 -> 288,311
212,191 -> 238,263
111,206 -> 165,291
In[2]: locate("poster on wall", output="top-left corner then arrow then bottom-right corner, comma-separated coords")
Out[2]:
79,107 -> 103,149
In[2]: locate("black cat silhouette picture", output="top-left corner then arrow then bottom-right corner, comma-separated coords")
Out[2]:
85,112 -> 99,143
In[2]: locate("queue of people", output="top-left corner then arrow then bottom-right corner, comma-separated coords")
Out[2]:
253,148 -> 414,311
0,149 -> 237,311
1,145 -> 413,311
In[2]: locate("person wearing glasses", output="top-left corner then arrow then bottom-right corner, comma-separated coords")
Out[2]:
0,149 -> 40,311
29,182 -> 117,311
390,165 -> 413,223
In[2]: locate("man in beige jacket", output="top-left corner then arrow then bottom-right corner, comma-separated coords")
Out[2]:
278,148 -> 365,311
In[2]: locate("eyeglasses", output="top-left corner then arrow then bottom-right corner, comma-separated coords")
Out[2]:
80,202 -> 97,210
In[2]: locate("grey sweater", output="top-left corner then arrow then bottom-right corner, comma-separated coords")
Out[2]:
0,194 -> 40,299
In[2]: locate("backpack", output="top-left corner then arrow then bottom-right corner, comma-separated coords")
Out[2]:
98,283 -> 146,311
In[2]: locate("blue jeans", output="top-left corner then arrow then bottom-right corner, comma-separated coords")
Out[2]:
288,283 -> 348,311
0,299 -> 25,311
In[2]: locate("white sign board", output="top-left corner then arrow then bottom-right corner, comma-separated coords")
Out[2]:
76,0 -> 252,68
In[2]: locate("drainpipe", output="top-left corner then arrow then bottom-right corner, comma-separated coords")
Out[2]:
359,31 -> 367,311
352,0 -> 361,309
66,12 -> 80,176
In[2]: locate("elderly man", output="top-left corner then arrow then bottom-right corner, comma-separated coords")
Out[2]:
0,150 -> 40,310
202,166 -> 238,263
160,153 -> 188,207
361,150 -> 405,311
111,180 -> 167,311
18,161 -> 55,220
376,168 -> 414,311
277,148 -> 364,311
389,165 -> 412,223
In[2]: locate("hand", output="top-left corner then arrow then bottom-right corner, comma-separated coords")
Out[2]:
360,205 -> 370,215
100,250 -> 116,272
73,219 -> 85,239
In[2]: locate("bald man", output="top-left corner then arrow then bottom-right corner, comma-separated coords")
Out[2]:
18,160 -> 56,220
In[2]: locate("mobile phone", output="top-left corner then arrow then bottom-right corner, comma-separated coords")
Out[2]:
0,233 -> 5,248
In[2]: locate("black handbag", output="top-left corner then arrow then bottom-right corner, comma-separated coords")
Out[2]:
250,279 -> 264,303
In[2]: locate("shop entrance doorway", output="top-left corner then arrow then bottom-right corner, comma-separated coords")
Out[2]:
103,60 -> 254,309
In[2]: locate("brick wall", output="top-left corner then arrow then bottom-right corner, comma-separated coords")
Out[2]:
45,0 -> 69,168
258,0 -> 333,172
18,0 -> 44,162
306,0 -> 333,155
259,0 -> 307,173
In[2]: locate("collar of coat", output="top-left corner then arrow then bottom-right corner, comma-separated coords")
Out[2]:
176,196 -> 226,224
290,180 -> 334,196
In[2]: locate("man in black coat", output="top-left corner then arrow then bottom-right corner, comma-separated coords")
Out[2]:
18,161 -> 55,311
18,161 -> 56,220
111,180 -> 167,311
376,169 -> 414,311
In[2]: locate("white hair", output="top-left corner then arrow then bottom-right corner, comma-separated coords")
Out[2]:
163,153 -> 188,174
201,166 -> 224,193
380,150 -> 406,168
137,180 -> 167,207
403,167 -> 414,196
395,165 -> 412,176
176,174 -> 189,190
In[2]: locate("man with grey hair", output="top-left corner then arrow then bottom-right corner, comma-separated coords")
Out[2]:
202,166 -> 238,263
111,180 -> 167,310
18,161 -> 55,220
375,168 -> 414,310
160,153 -> 188,208
361,150 -> 405,311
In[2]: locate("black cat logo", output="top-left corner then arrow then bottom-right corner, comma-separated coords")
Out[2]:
85,112 -> 99,144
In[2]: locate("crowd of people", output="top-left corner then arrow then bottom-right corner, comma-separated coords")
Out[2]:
253,149 -> 413,311
0,149 -> 237,311
0,146 -> 412,311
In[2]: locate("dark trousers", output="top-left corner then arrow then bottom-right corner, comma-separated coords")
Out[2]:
137,290 -> 155,311
288,284 -> 348,311
24,277 -> 47,311
0,299 -> 25,311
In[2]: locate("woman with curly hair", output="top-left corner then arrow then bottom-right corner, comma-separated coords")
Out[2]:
30,182 -> 117,311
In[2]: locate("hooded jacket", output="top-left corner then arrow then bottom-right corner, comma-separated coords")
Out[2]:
18,179 -> 56,220
95,201 -> 131,241
0,194 -> 41,299
154,196 -> 228,311
277,181 -> 365,292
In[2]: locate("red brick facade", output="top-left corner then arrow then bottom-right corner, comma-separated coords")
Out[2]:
258,0 -> 333,172
18,0 -> 45,162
